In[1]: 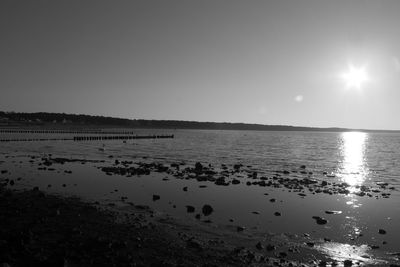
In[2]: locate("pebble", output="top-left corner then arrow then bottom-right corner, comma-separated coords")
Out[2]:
325,210 -> 342,215
379,229 -> 386,234
236,226 -> 245,232
312,216 -> 328,225
343,260 -> 353,266
186,206 -> 195,213
266,244 -> 276,251
202,204 -> 214,216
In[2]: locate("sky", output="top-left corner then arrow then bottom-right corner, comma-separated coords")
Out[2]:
1,0 -> 400,130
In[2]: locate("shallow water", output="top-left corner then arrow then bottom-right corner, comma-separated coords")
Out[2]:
1,129 -> 400,265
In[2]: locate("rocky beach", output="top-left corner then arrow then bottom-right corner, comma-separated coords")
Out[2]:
1,129 -> 400,266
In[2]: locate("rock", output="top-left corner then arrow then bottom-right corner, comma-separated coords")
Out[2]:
195,162 -> 203,172
232,179 -> 240,185
312,216 -> 328,225
343,260 -> 353,266
215,177 -> 228,186
325,210 -> 342,215
266,244 -> 276,251
195,214 -> 201,220
187,239 -> 202,250
202,204 -> 213,216
186,206 -> 195,213
152,194 -> 160,201
252,211 -> 260,215
256,242 -> 263,250
236,226 -> 245,232
233,164 -> 242,170
300,165 -> 306,169
379,229 -> 386,234
279,252 -> 287,258
274,212 -> 281,216
270,198 -> 276,202
183,186 -> 188,192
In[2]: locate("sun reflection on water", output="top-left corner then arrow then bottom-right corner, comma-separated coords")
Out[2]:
339,132 -> 369,190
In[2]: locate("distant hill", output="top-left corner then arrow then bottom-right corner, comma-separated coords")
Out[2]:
0,111 -> 398,133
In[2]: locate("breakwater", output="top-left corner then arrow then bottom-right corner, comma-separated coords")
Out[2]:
0,134 -> 174,142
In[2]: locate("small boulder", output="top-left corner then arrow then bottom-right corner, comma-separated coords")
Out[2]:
186,206 -> 195,213
202,204 -> 214,216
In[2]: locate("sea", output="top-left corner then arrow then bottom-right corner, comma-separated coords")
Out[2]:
1,129 -> 399,265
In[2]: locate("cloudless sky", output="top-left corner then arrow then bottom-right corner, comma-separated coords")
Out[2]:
1,0 -> 400,130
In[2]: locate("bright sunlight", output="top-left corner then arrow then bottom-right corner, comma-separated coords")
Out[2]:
340,64 -> 369,89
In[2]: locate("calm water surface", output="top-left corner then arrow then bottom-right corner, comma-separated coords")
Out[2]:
1,130 -> 400,265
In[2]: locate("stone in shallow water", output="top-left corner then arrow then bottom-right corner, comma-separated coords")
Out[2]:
312,216 -> 328,225
343,259 -> 352,266
236,226 -> 245,232
325,210 -> 342,215
232,179 -> 240,185
266,244 -> 275,251
202,204 -> 213,216
186,206 -> 195,213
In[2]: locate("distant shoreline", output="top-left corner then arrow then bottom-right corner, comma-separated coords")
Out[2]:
1,111 -> 399,133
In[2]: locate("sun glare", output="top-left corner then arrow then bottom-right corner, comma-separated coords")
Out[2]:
340,64 -> 369,89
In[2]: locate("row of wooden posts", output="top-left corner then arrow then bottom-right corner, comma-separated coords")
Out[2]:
0,135 -> 174,142
0,129 -> 153,135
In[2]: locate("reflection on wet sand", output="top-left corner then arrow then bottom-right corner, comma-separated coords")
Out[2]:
316,242 -> 387,266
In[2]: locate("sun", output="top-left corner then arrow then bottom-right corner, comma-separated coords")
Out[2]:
340,64 -> 369,89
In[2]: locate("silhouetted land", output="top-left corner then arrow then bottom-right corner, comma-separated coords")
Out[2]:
0,111 -> 398,133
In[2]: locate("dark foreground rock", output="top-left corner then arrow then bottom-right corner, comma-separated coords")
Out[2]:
0,186 -> 263,267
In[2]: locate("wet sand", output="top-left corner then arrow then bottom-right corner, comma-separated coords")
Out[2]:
0,179 -> 325,267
